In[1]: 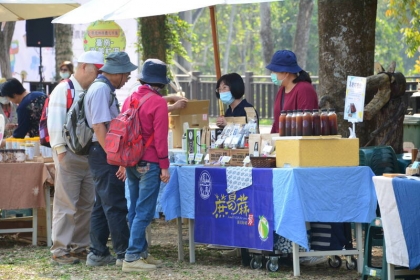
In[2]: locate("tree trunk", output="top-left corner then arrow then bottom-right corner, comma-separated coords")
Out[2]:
318,0 -> 377,146
54,24 -> 73,82
259,3 -> 273,74
293,0 -> 314,70
140,16 -> 167,62
0,22 -> 16,78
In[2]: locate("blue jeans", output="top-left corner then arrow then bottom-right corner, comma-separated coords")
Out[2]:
125,161 -> 161,261
88,143 -> 129,259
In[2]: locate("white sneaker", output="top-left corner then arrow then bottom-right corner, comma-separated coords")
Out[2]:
299,256 -> 328,266
122,259 -> 156,272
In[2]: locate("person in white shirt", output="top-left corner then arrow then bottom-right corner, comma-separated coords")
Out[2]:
48,51 -> 104,265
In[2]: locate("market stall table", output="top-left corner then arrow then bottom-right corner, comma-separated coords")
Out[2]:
373,176 -> 420,280
160,165 -> 377,276
0,162 -> 52,246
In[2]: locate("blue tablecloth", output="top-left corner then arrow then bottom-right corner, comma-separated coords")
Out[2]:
160,166 -> 377,250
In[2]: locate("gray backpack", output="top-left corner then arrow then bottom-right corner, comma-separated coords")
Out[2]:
62,78 -> 115,155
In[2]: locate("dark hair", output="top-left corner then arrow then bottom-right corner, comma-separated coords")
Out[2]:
293,70 -> 312,84
60,61 -> 74,74
139,80 -> 165,89
215,73 -> 245,99
0,78 -> 25,98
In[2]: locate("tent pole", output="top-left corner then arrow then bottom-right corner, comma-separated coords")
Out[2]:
209,5 -> 224,116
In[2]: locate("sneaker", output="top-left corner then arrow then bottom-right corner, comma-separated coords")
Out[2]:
70,250 -> 89,260
145,254 -> 163,267
86,252 -> 116,266
51,254 -> 80,265
122,259 -> 156,272
116,258 -> 124,266
299,256 -> 328,266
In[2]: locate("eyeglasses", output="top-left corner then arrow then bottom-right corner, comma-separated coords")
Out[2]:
60,68 -> 69,72
215,85 -> 230,93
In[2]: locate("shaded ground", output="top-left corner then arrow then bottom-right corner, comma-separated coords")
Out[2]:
0,217 -> 378,280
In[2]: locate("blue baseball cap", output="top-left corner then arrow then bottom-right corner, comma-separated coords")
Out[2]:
266,50 -> 303,73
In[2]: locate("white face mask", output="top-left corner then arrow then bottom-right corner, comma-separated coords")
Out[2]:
0,96 -> 9,105
60,72 -> 70,79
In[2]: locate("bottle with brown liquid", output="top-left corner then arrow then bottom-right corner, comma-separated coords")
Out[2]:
320,109 -> 330,135
328,108 -> 338,135
302,109 -> 313,136
312,109 -> 321,136
291,110 -> 297,136
285,110 -> 292,136
296,109 -> 303,136
279,110 -> 286,136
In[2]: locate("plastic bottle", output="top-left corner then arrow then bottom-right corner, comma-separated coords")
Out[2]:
302,109 -> 313,136
312,109 -> 321,136
296,109 -> 303,136
320,109 -> 330,135
291,110 -> 297,136
279,110 -> 286,136
328,108 -> 338,135
285,110 -> 292,136
168,129 -> 174,149
181,133 -> 187,151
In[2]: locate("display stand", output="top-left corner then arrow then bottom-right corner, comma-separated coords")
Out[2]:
348,120 -> 357,138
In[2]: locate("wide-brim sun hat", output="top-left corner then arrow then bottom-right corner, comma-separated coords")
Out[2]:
138,59 -> 170,85
99,51 -> 137,74
266,50 -> 303,73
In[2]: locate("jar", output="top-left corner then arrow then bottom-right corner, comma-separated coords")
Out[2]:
296,109 -> 303,136
31,137 -> 41,157
312,109 -> 321,136
328,108 -> 338,135
291,110 -> 297,136
302,109 -> 313,136
26,143 -> 35,160
5,138 -> 13,149
320,109 -> 330,135
11,138 -> 19,149
279,111 -> 286,136
285,110 -> 292,136
15,149 -> 26,162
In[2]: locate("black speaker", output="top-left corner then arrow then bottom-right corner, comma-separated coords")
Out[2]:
26,17 -> 55,47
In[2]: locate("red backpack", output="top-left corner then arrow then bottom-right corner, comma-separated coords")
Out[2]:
39,79 -> 75,147
105,92 -> 154,167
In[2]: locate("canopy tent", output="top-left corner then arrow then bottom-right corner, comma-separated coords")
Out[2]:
53,0 -> 282,115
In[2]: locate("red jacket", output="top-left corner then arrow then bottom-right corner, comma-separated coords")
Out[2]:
271,81 -> 319,133
121,85 -> 169,169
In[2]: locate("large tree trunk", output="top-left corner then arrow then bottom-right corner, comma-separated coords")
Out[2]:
293,0 -> 314,70
0,22 -> 16,78
54,24 -> 73,82
177,11 -> 192,74
318,0 -> 377,146
259,3 -> 273,74
140,16 -> 167,62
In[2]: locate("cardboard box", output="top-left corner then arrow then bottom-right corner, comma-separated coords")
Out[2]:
208,148 -> 230,163
275,137 -> 359,167
169,100 -> 210,148
230,149 -> 249,166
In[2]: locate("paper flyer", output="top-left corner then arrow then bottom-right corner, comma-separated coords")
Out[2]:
344,76 -> 367,122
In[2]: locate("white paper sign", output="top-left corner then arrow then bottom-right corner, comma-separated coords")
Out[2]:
344,76 -> 367,122
194,153 -> 203,163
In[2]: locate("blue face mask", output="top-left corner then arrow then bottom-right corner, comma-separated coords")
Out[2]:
271,73 -> 282,86
220,91 -> 235,105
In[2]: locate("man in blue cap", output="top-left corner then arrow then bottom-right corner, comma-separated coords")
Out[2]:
84,51 -> 137,266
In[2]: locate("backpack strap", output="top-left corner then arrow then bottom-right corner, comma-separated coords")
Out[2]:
92,77 -> 117,109
131,92 -> 155,147
64,79 -> 76,110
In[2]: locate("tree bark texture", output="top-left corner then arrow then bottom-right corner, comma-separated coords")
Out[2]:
140,16 -> 167,62
0,22 -> 16,78
54,24 -> 73,82
293,0 -> 314,70
259,2 -> 273,74
318,0 -> 377,146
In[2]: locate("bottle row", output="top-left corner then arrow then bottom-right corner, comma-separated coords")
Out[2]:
279,108 -> 338,137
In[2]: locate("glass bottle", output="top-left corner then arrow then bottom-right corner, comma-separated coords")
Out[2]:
285,110 -> 292,136
312,109 -> 321,136
296,109 -> 303,136
320,109 -> 330,135
328,108 -> 338,135
279,110 -> 287,136
291,110 -> 297,137
302,109 -> 313,136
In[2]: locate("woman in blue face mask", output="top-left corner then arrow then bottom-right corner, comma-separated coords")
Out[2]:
59,61 -> 74,80
266,50 -> 319,134
215,73 -> 259,128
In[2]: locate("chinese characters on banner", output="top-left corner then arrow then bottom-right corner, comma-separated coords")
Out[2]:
83,21 -> 127,57
194,168 -> 273,250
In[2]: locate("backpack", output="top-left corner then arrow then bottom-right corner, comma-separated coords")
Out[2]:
105,92 -> 154,167
39,79 -> 75,147
62,78 -> 115,155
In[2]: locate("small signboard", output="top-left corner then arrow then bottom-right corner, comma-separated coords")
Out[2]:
344,76 -> 367,122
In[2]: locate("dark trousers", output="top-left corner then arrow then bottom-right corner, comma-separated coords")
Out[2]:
88,143 -> 129,259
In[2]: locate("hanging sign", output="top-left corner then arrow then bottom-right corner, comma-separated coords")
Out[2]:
344,76 -> 367,122
84,21 -> 127,57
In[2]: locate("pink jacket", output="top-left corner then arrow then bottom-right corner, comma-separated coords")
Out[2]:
121,85 -> 169,169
